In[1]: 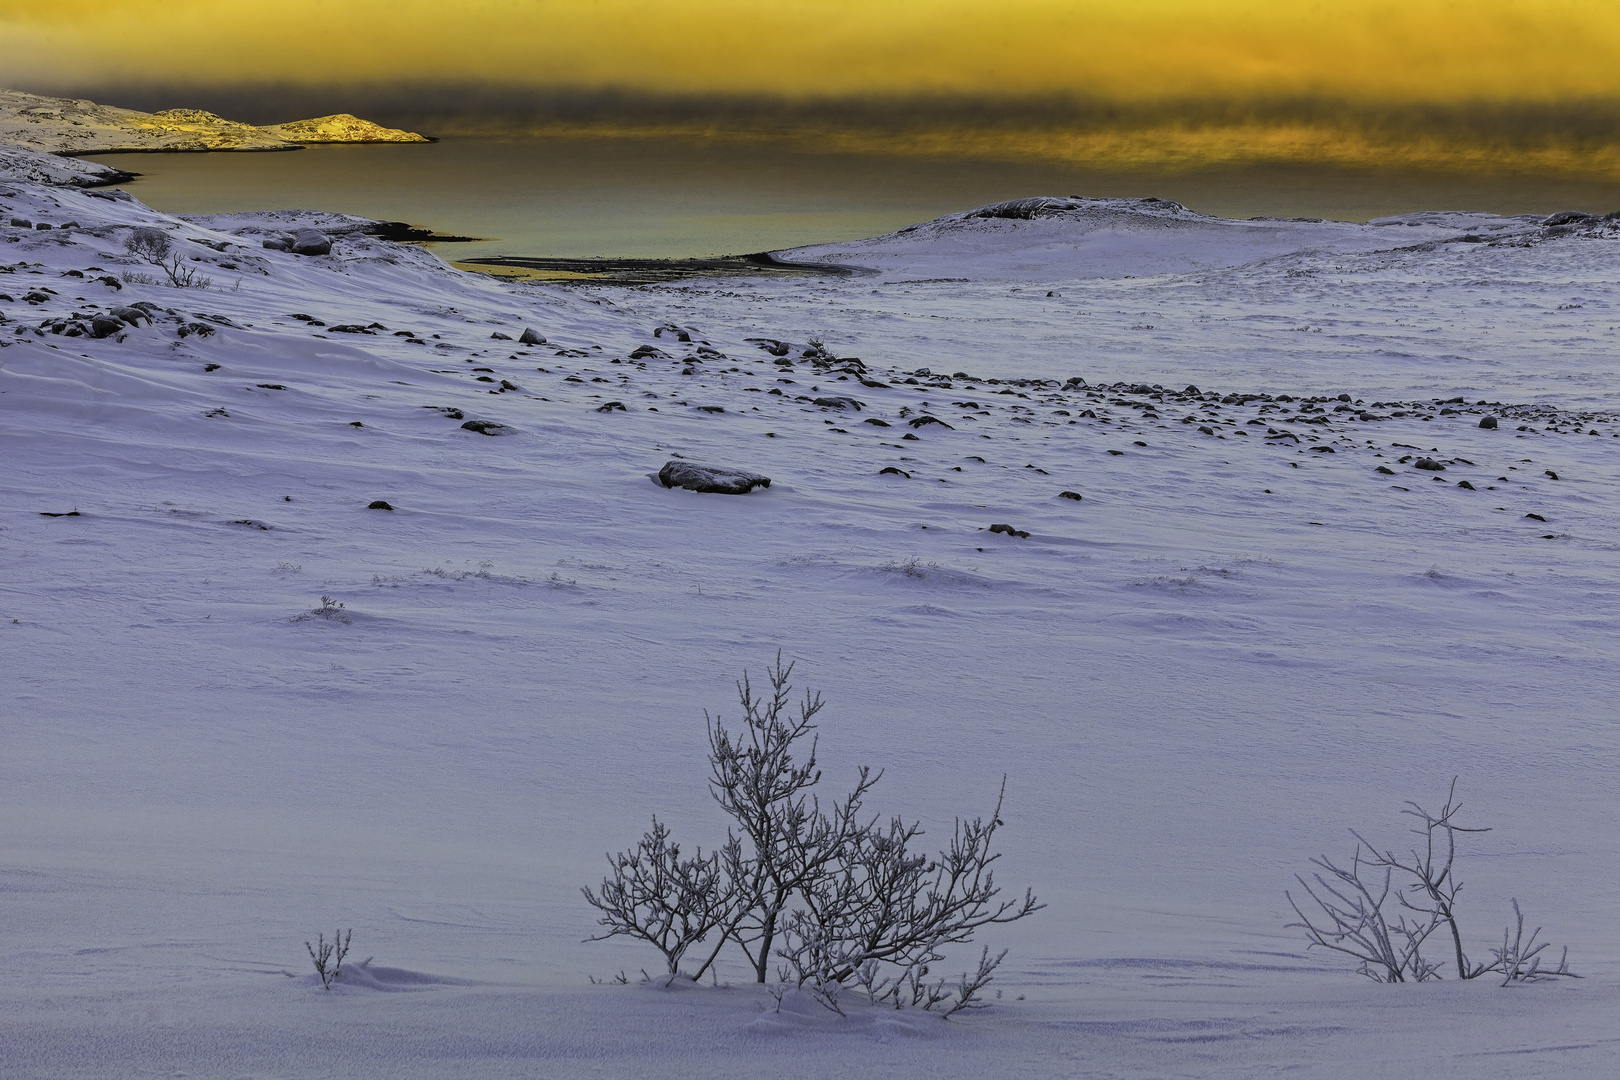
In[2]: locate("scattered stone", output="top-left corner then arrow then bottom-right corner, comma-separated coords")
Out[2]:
988,523 -> 1030,538
1198,425 -> 1215,435
1058,491 -> 1083,501
695,405 -> 725,413
368,500 -> 394,511
490,331 -> 512,340
349,421 -> 363,428
879,466 -> 910,477
814,396 -> 864,410
657,460 -> 771,494
178,321 -> 215,338
1311,446 -> 1335,453
629,345 -> 668,360
289,229 -> 333,256
1106,449 -> 1124,456
88,315 -> 124,339
1457,480 -> 1475,490
901,433 -> 920,441
1545,470 -> 1560,480
596,401 -> 627,412
908,415 -> 951,429
1413,457 -> 1445,471
1479,415 -> 1498,429
231,519 -> 270,530
1525,513 -> 1546,521
1133,440 -> 1147,447
38,510 -> 80,517
109,305 -> 149,325
863,418 -> 891,427
461,419 -> 511,435
256,383 -> 287,391
1376,465 -> 1395,474
204,363 -> 220,372
519,327 -> 546,346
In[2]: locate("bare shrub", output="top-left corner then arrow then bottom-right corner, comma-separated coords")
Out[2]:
1288,780 -> 1576,985
291,595 -> 349,623
124,227 -> 171,261
582,817 -> 737,976
122,226 -> 212,288
584,655 -> 1041,1016
306,929 -> 351,990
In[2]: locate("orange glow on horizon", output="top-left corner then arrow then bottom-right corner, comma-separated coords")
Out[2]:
3,1 -> 1620,104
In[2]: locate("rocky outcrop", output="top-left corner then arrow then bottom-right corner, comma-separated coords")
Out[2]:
0,89 -> 427,156
263,114 -> 428,144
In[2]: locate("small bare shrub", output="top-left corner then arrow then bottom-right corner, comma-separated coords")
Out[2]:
124,227 -> 171,261
306,929 -> 351,990
1288,780 -> 1576,985
584,655 -> 1040,1016
292,595 -> 349,623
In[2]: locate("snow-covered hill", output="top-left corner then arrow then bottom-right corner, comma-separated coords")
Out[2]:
2,170 -> 1618,1078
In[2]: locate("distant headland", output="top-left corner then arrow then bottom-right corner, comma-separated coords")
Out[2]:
0,88 -> 429,156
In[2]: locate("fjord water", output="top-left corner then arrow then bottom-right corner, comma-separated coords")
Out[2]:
90,135 -> 1620,261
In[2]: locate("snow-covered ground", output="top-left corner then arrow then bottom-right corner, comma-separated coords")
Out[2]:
2,169 -> 1619,1078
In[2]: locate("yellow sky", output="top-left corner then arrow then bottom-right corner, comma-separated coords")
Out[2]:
3,0 -> 1619,102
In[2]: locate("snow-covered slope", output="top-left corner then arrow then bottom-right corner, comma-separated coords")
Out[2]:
0,88 -> 426,154
2,178 -> 1619,1079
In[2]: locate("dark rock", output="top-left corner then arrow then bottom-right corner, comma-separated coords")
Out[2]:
1525,513 -> 1546,521
814,396 -> 864,410
262,237 -> 292,251
519,327 -> 546,346
695,405 -> 725,413
1479,415 -> 1498,429
629,345 -> 669,360
908,415 -> 952,429
1457,480 -> 1475,490
1107,449 -> 1124,456
901,433 -> 920,441
368,500 -> 394,511
109,305 -> 149,325
1311,446 -> 1335,453
879,466 -> 910,477
178,321 -> 215,338
1413,457 -> 1445,471
500,380 -> 520,391
437,407 -> 465,420
328,324 -> 373,334
89,315 -> 124,339
1545,470 -> 1560,480
289,229 -> 333,256
1376,465 -> 1395,474
490,331 -> 512,340
596,401 -> 627,412
24,291 -> 49,303
1542,211 -> 1597,227
863,418 -> 891,427
38,510 -> 80,517
988,523 -> 1030,538
1198,425 -> 1215,435
657,460 -> 771,495
461,420 -> 511,435
257,383 -> 287,391
1058,491 -> 1083,501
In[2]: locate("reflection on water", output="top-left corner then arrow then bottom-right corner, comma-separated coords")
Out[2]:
89,136 -> 1620,261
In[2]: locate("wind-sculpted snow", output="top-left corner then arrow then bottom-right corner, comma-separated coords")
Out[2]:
2,179 -> 1619,1078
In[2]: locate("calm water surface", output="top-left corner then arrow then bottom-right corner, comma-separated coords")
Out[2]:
89,137 -> 1620,261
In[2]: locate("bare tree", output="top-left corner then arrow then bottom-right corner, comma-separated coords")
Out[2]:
1354,779 -> 1494,979
306,929 -> 351,990
582,817 -> 737,976
1287,844 -> 1442,983
585,655 -> 1041,1015
694,655 -> 880,984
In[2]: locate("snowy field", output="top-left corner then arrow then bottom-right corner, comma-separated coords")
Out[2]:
2,173 -> 1619,1078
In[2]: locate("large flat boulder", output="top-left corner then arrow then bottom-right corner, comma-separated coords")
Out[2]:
657,461 -> 771,495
